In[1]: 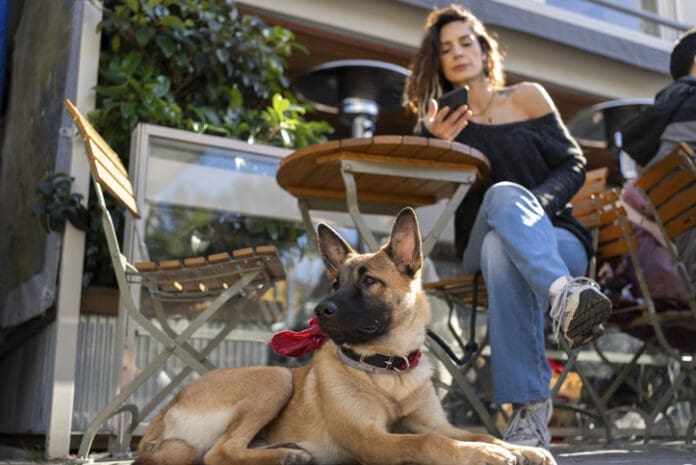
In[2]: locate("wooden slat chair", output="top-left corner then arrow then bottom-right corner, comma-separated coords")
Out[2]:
64,100 -> 287,460
631,142 -> 696,315
586,185 -> 696,443
617,143 -> 696,442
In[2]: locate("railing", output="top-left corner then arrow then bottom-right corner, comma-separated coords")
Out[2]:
584,0 -> 690,36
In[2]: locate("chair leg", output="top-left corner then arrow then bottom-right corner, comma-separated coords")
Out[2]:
597,342 -> 649,406
686,415 -> 696,445
118,320 -> 242,453
425,337 -> 501,436
552,339 -> 614,443
644,358 -> 695,443
115,317 -> 240,454
75,349 -> 174,461
151,295 -> 217,371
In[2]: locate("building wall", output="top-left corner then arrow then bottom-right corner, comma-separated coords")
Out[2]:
238,0 -> 672,99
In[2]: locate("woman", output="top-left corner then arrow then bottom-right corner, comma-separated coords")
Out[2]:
403,5 -> 612,449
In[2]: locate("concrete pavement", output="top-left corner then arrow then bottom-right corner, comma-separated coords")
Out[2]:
2,440 -> 695,464
552,441 -> 695,464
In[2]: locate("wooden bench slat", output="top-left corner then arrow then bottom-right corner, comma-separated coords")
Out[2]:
655,183 -> 696,227
634,148 -> 683,192
86,140 -> 140,218
135,262 -> 157,272
647,168 -> 692,208
665,205 -> 696,239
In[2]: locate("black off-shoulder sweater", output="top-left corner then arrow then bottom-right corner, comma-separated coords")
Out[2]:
417,112 -> 593,261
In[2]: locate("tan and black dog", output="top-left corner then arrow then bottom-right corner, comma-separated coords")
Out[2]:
134,207 -> 556,465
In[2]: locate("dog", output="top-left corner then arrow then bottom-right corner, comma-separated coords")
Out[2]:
134,207 -> 556,465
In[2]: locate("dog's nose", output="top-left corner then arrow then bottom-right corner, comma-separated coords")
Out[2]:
315,300 -> 337,319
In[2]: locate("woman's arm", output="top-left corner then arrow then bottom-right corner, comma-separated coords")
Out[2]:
514,82 -> 587,216
417,98 -> 471,141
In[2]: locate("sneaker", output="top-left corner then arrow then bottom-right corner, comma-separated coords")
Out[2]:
549,276 -> 612,349
502,398 -> 553,449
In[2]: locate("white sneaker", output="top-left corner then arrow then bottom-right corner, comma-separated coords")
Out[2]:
549,276 -> 612,349
502,398 -> 553,449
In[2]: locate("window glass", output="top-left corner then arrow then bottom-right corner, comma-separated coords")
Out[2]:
545,0 -> 662,36
142,137 -> 362,330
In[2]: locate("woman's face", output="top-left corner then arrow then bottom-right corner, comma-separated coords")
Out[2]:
438,21 -> 485,87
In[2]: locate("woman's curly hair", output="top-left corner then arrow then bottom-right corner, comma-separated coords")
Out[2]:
403,5 -> 505,121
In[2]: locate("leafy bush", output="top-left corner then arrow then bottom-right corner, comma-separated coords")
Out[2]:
80,0 -> 332,286
92,0 -> 332,157
32,173 -> 89,233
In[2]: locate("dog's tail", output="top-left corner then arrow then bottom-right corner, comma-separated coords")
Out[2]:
134,397 -> 197,465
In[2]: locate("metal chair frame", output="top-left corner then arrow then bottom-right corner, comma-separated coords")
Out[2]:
586,165 -> 696,443
64,100 -> 286,460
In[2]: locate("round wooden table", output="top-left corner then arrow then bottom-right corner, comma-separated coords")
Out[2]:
276,135 -> 489,254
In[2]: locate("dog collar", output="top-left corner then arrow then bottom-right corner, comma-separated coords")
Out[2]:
338,347 -> 421,375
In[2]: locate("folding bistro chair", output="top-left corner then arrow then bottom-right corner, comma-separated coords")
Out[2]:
64,100 -> 287,460
587,182 -> 695,443
621,143 -> 696,442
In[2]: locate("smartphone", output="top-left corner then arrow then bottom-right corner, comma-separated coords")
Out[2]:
438,86 -> 469,116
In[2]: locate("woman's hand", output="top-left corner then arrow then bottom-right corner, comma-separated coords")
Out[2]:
423,98 -> 471,141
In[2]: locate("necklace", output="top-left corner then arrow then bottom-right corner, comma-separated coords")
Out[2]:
471,91 -> 496,120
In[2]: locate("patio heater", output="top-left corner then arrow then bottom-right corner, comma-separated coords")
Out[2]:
293,59 -> 410,138
567,98 -> 652,182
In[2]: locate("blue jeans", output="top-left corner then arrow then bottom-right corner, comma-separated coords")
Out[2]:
461,182 -> 587,404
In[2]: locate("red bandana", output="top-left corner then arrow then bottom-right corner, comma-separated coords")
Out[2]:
268,318 -> 422,372
401,351 -> 422,370
268,317 -> 327,357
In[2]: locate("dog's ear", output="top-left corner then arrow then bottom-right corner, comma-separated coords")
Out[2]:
385,207 -> 423,276
317,223 -> 356,281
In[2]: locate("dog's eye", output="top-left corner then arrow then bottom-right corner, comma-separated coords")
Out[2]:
363,276 -> 378,287
331,278 -> 339,290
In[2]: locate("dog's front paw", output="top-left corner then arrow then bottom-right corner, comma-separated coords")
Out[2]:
281,449 -> 313,465
470,444 -> 517,464
506,445 -> 556,465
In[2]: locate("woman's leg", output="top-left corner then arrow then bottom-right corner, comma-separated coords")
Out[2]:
479,226 -> 587,449
460,182 -> 599,447
462,182 -> 569,308
481,230 -> 551,404
482,226 -> 588,405
462,182 -> 610,345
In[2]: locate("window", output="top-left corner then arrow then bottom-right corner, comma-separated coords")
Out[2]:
545,0 -> 673,37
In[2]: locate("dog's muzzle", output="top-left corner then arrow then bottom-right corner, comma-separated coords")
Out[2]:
314,298 -> 387,345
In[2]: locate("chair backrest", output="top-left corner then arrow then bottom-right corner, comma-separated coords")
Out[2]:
570,167 -> 609,278
570,167 -> 609,229
595,189 -> 696,354
632,143 -> 695,311
64,99 -> 140,218
593,189 -> 640,263
634,142 -> 695,241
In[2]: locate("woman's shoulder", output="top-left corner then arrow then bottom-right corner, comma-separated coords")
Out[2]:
503,81 -> 554,118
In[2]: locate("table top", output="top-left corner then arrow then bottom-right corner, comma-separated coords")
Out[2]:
276,135 -> 490,210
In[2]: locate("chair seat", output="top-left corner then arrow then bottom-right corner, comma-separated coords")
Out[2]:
423,274 -> 488,307
622,309 -> 696,353
131,245 -> 285,300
